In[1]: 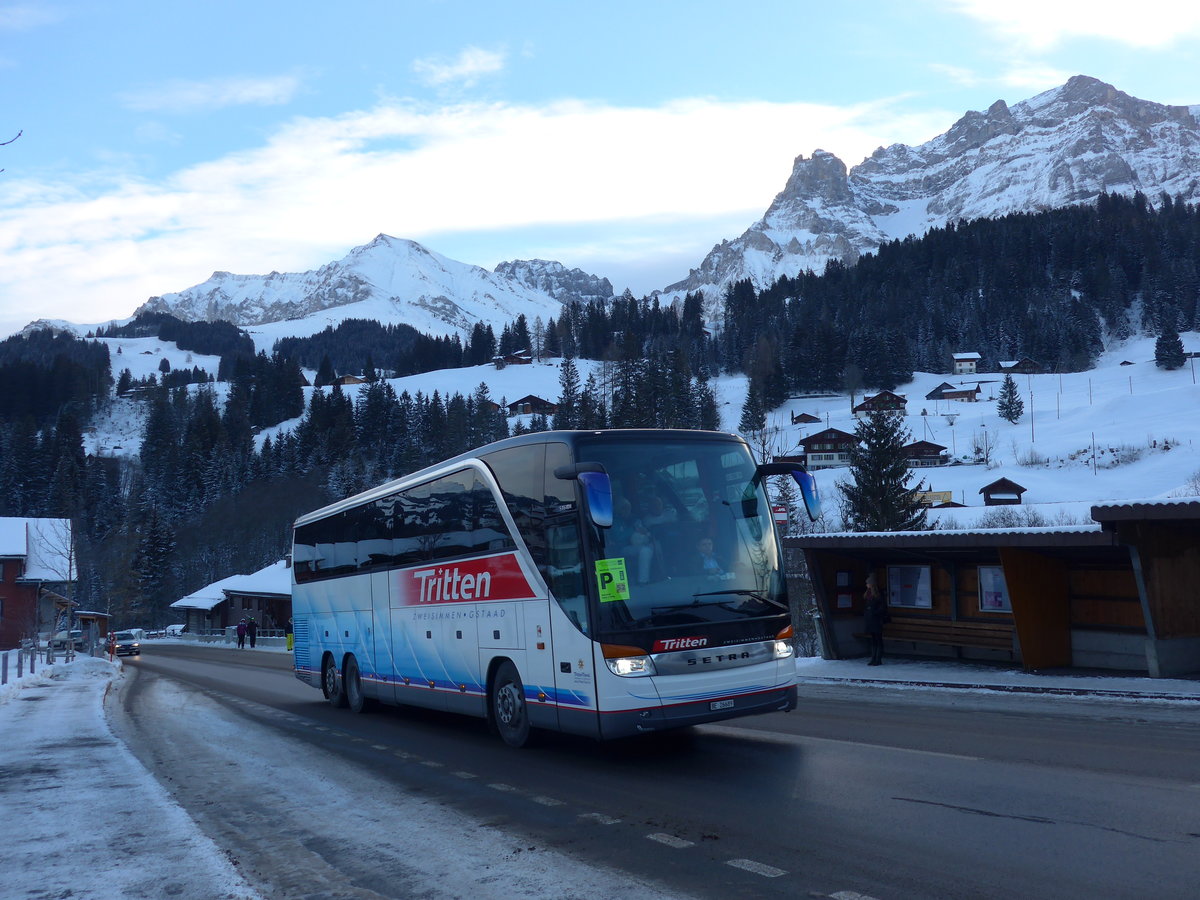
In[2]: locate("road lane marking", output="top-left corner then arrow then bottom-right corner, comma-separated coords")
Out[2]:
727,858 -> 786,877
647,833 -> 694,848
488,783 -> 517,792
579,812 -> 621,825
453,771 -> 477,780
420,760 -> 444,768
531,795 -> 564,806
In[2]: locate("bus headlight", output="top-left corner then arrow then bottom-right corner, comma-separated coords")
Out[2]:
604,655 -> 656,677
773,640 -> 794,660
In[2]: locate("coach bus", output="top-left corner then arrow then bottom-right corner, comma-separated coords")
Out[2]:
290,429 -> 819,746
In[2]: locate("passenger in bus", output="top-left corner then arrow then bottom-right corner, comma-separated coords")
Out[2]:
609,497 -> 654,584
692,536 -> 730,579
639,493 -> 677,528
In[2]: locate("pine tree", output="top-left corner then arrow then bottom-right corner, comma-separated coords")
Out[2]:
1155,323 -> 1186,370
839,410 -> 928,532
738,375 -> 766,435
553,355 -> 581,430
997,374 -> 1024,423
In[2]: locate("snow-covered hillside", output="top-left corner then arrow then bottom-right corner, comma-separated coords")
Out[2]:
85,332 -> 1200,527
773,334 -> 1200,529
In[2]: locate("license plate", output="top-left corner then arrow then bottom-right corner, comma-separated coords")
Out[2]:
710,699 -> 735,710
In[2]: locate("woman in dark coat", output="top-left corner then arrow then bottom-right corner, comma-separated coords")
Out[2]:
863,574 -> 888,666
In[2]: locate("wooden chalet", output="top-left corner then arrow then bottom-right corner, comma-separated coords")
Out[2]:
852,390 -> 907,417
924,382 -> 958,401
789,498 -> 1200,678
794,428 -> 858,470
980,477 -> 1027,506
790,411 -> 822,425
903,440 -> 949,468
940,384 -> 981,402
493,350 -> 533,368
507,394 -> 558,416
999,358 -> 1043,375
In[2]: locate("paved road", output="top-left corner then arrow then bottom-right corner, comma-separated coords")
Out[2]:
114,644 -> 1200,899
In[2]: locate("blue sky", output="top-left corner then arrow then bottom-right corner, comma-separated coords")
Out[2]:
2,0 -> 1200,338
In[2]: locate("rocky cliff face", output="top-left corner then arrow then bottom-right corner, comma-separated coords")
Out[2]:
493,259 -> 613,305
665,76 -> 1200,298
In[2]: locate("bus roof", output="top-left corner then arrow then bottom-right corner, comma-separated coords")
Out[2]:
292,428 -> 747,529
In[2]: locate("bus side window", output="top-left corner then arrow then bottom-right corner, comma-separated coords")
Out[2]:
545,520 -> 588,634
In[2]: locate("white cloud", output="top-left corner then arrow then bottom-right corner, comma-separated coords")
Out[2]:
928,64 -> 982,88
944,0 -> 1200,50
119,75 -> 302,113
412,46 -> 506,89
997,62 -> 1075,92
0,5 -> 64,30
0,96 -> 953,330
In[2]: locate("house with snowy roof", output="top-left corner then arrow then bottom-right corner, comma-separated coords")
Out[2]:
952,352 -> 982,375
852,390 -> 907,417
0,518 -> 75,650
170,559 -> 292,637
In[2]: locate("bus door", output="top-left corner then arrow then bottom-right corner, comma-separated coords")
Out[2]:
369,570 -> 395,704
543,515 -> 600,736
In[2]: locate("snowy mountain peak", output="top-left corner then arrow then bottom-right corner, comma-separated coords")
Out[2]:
665,75 -> 1200,300
134,235 -> 608,341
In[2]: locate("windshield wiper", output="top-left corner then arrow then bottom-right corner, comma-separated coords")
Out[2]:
691,589 -> 789,612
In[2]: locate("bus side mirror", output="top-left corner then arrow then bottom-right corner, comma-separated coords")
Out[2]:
755,462 -> 821,522
554,463 -> 613,528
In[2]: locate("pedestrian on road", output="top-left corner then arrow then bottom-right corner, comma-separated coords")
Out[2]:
863,573 -> 888,666
247,617 -> 258,649
236,618 -> 247,649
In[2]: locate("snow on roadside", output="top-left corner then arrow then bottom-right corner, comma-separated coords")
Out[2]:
0,657 -> 263,900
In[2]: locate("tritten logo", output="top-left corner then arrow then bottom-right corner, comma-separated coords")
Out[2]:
395,552 -> 537,606
653,636 -> 708,652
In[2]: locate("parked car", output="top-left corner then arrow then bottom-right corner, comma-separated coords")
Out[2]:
165,624 -> 186,636
112,631 -> 141,656
50,629 -> 84,651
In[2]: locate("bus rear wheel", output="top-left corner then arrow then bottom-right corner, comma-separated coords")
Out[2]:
322,655 -> 347,708
344,655 -> 367,714
491,661 -> 531,748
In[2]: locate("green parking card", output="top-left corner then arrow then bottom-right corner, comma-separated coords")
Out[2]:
595,558 -> 630,602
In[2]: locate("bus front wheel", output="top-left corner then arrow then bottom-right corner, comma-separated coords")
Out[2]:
491,661 -> 530,748
322,655 -> 347,708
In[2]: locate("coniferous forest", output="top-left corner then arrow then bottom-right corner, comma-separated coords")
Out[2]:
1,192 -> 1198,627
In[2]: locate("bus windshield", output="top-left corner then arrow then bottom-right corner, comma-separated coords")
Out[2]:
576,436 -> 787,634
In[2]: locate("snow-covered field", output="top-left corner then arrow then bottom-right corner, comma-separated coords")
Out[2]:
85,330 -> 1200,525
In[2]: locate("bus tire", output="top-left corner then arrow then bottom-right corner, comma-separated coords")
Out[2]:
322,655 -> 347,708
491,660 -> 531,748
345,655 -> 367,714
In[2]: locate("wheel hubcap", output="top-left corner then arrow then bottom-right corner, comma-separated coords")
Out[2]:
497,683 -> 520,724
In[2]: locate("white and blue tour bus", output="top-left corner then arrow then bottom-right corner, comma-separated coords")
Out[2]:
291,429 -> 819,746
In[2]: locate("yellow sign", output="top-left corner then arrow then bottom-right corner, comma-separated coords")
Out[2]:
914,491 -> 952,506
